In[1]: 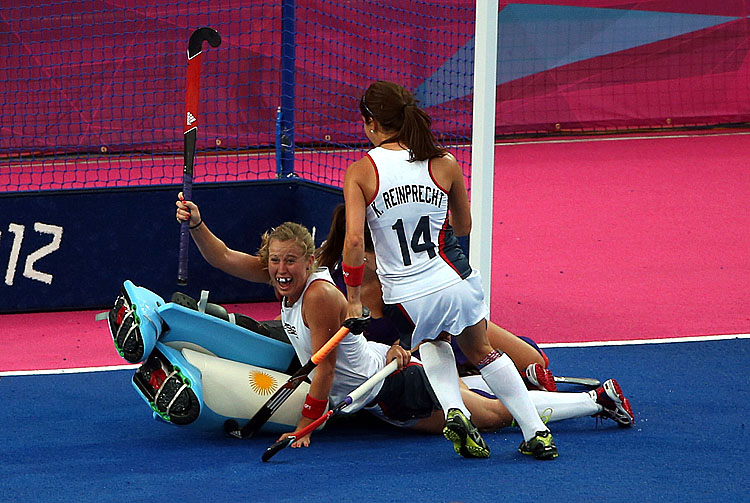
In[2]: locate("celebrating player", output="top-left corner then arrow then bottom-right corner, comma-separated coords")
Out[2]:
341,81 -> 557,459
175,205 -> 522,449
176,200 -> 634,454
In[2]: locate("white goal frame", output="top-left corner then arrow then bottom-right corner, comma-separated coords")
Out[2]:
469,0 -> 499,314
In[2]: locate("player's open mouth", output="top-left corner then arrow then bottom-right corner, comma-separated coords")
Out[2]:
276,277 -> 292,287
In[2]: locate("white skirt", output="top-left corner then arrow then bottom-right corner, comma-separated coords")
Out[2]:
399,269 -> 489,346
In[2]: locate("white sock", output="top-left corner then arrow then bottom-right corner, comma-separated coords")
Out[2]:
479,353 -> 549,441
528,390 -> 601,423
461,375 -> 602,423
419,340 -> 470,418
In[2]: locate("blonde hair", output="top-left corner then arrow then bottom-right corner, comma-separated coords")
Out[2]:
257,221 -> 316,267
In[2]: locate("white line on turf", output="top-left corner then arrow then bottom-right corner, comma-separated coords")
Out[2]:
1,333 -> 748,377
539,333 -> 750,348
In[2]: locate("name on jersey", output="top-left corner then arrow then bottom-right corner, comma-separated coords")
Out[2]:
381,184 -> 445,211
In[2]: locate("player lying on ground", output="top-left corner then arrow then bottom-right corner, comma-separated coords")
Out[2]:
319,203 -> 554,389
316,202 -> 634,427
175,200 -> 635,459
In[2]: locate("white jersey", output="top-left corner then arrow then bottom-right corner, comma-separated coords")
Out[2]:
364,147 -> 472,303
280,267 -> 389,411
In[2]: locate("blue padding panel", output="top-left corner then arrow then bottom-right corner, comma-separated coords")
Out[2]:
157,303 -> 296,372
0,180 -> 343,312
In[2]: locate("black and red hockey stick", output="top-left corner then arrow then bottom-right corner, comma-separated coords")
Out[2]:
224,325 -> 352,439
177,27 -> 221,286
224,311 -> 370,439
261,339 -> 424,461
261,357 -> 399,462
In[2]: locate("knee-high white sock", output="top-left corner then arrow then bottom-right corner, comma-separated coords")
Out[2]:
528,390 -> 600,423
461,375 -> 602,423
479,352 -> 549,441
419,340 -> 470,418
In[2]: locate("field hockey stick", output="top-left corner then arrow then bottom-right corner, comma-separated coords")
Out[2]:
262,357 -> 399,462
262,339 -> 424,461
224,310 -> 371,439
553,376 -> 601,389
177,27 -> 221,286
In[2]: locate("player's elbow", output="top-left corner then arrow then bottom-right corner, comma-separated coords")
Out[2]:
344,233 -> 365,254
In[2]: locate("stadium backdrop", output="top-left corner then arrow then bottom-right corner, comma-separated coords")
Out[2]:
2,1 -> 749,312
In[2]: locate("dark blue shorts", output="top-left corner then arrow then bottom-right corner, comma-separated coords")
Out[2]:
370,362 -> 440,423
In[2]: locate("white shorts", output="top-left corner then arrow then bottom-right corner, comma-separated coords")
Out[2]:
399,269 -> 489,347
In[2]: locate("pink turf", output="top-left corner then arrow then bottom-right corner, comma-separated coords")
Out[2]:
1,132 -> 748,371
490,132 -> 750,344
0,302 -> 280,373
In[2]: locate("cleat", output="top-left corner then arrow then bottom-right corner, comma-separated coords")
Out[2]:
107,293 -> 145,363
518,430 -> 558,460
524,363 -> 557,392
593,379 -> 634,427
442,408 -> 490,459
132,350 -> 200,425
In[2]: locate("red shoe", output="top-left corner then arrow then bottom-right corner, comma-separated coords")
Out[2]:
593,379 -> 635,427
524,363 -> 557,392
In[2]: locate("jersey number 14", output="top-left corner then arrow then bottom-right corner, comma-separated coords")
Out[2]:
391,216 -> 436,266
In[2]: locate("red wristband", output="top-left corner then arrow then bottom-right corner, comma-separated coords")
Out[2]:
342,262 -> 365,287
301,394 -> 328,419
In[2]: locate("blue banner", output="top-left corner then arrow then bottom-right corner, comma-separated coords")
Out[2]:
0,180 -> 342,313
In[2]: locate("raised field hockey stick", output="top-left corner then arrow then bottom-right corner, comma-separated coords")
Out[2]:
177,27 -> 221,286
224,311 -> 371,439
262,357 -> 399,462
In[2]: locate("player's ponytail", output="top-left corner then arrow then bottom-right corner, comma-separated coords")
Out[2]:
399,103 -> 445,162
360,81 -> 446,162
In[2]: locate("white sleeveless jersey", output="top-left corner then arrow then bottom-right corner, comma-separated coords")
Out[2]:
364,147 -> 472,303
280,267 -> 388,411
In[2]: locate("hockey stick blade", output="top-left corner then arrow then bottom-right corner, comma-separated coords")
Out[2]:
553,376 -> 601,389
223,419 -> 244,439
188,27 -> 221,57
262,437 -> 296,462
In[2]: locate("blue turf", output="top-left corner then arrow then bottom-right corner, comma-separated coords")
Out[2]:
1,339 -> 748,502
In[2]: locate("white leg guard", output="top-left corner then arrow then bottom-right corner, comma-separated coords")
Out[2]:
479,352 -> 549,441
420,340 -> 470,418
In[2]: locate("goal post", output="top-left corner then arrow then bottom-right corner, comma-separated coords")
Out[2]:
469,0 -> 499,314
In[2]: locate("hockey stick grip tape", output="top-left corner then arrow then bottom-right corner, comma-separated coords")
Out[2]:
310,326 -> 350,365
